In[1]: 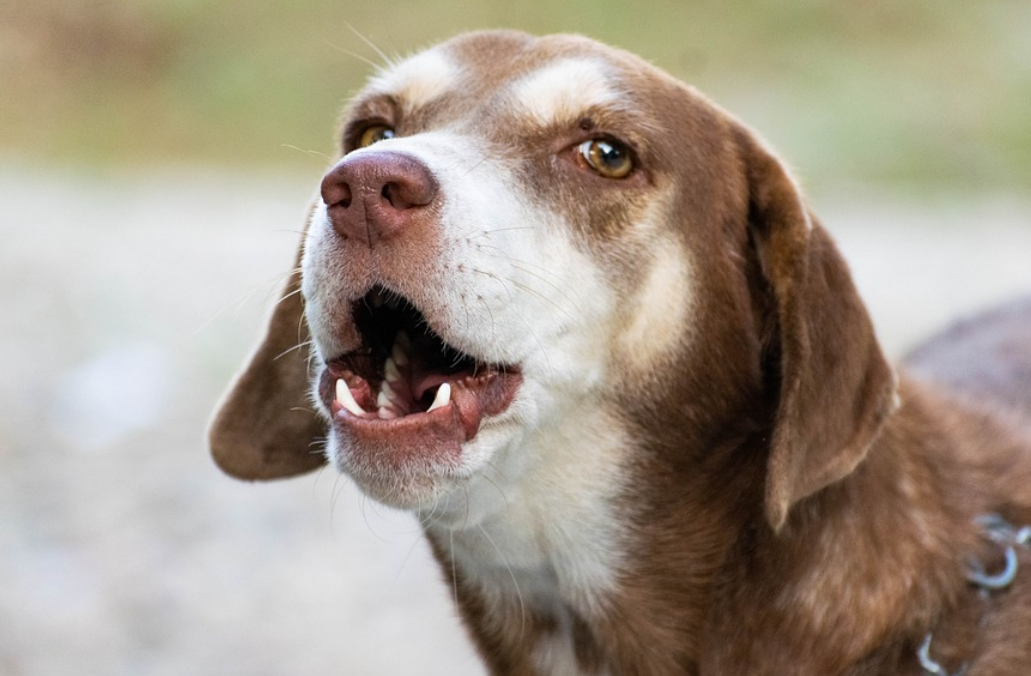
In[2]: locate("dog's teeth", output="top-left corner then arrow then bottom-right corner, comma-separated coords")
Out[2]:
377,407 -> 398,419
335,379 -> 366,416
377,387 -> 393,410
427,382 -> 451,412
392,333 -> 410,367
384,356 -> 401,383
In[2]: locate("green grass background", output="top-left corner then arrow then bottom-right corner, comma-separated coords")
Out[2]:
2,0 -> 1029,194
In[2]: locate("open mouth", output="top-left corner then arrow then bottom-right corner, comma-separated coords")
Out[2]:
319,286 -> 521,462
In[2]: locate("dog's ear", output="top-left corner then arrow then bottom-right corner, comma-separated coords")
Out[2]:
209,240 -> 327,481
738,131 -> 897,532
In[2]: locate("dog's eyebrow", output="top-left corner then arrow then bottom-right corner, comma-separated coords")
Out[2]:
509,58 -> 626,127
368,47 -> 459,111
345,94 -> 399,123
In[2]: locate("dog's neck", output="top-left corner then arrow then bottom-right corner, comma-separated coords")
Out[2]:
419,397 -> 636,674
421,398 -> 632,604
420,380 -> 1009,675
420,390 -> 767,674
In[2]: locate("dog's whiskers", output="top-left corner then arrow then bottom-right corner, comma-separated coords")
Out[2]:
329,471 -> 346,533
280,144 -> 335,164
344,24 -> 397,70
467,268 -> 557,376
322,39 -> 383,71
192,279 -> 275,336
274,339 -> 314,362
474,246 -> 570,285
465,226 -> 537,240
479,461 -> 512,514
470,266 -> 579,326
269,268 -> 303,294
449,528 -> 459,611
476,523 -> 528,641
418,485 -> 451,527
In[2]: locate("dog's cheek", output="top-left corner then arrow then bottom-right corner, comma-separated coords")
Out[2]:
587,189 -> 696,385
614,235 -> 694,378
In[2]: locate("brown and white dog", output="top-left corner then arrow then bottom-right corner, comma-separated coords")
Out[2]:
210,31 -> 1031,675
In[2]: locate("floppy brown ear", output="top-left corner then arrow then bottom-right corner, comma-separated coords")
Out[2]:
738,132 -> 898,531
209,241 -> 327,480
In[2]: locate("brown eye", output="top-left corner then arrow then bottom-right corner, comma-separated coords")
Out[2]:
578,138 -> 634,179
356,124 -> 395,148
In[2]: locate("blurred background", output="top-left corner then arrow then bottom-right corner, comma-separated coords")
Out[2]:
1,1 -> 1029,674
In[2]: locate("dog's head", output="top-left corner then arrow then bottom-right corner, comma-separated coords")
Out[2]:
210,31 -> 896,530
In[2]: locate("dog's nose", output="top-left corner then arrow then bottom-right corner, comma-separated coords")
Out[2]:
320,151 -> 438,246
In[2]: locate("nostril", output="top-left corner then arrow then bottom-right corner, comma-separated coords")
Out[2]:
381,182 -> 413,210
321,172 -> 353,209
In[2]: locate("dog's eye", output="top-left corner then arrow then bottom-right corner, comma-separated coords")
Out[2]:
356,124 -> 396,148
578,138 -> 634,179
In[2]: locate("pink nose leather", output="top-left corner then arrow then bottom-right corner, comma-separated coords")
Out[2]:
321,151 -> 438,246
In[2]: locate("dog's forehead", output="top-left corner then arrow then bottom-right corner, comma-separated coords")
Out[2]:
365,45 -> 462,112
360,31 -> 678,129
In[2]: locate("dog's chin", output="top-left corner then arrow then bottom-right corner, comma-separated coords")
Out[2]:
331,445 -> 455,510
326,430 -> 502,511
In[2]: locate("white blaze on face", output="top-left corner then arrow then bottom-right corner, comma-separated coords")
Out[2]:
510,58 -> 621,126
367,47 -> 459,111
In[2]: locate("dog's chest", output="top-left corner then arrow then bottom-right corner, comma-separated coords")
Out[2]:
426,413 -> 632,674
444,507 -> 618,675
445,492 -> 618,603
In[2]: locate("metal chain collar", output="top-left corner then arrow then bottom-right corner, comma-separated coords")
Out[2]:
917,514 -> 1031,676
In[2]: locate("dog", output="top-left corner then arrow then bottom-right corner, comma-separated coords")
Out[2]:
209,31 -> 1031,675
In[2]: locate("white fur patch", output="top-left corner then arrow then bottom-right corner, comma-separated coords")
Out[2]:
429,406 -> 629,595
429,407 -> 629,673
368,48 -> 458,110
511,58 -> 620,125
533,628 -> 611,676
619,233 -> 693,372
534,633 -> 585,675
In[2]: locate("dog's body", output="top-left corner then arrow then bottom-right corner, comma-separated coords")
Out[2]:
210,32 -> 1031,675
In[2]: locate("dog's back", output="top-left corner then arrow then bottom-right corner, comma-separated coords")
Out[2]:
907,297 -> 1031,425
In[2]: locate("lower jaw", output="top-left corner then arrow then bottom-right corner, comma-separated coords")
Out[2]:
330,403 -> 467,466
319,363 -> 524,508
330,436 -> 464,509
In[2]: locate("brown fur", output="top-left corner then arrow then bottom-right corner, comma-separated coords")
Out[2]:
209,31 -> 1031,675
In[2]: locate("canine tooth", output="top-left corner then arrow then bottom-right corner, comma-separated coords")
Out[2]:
335,379 -> 366,416
427,382 -> 451,412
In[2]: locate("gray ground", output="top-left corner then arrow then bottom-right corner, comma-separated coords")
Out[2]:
2,164 -> 1030,675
